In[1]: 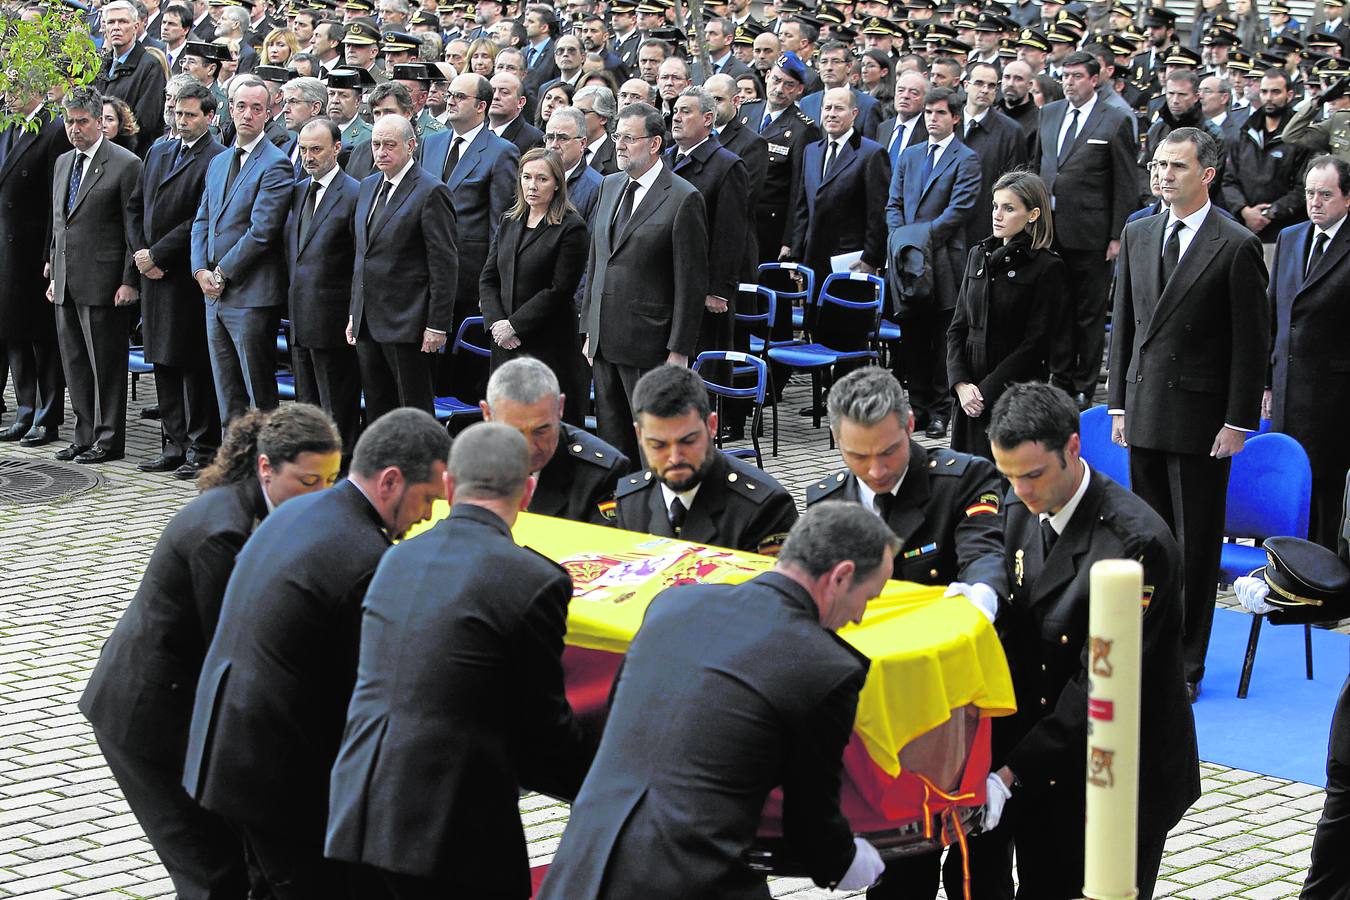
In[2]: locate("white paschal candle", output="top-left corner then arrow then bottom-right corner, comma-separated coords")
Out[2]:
1083,559 -> 1143,900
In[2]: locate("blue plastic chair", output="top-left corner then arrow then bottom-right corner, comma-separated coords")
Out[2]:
1218,432 -> 1314,698
693,351 -> 773,467
276,372 -> 297,401
757,262 -> 815,337
1078,405 -> 1130,488
433,317 -> 491,426
128,345 -> 154,401
766,272 -> 883,431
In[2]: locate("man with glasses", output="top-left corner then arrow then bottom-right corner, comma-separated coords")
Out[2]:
618,77 -> 655,109
581,102 -> 708,466
961,61 -> 1028,249
540,33 -> 585,94
574,84 -> 620,175
799,40 -> 882,138
546,106 -> 603,221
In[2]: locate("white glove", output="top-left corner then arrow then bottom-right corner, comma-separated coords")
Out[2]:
836,836 -> 884,891
983,772 -> 1012,831
946,582 -> 999,623
1234,575 -> 1276,615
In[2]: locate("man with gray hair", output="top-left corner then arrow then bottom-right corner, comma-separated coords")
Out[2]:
540,500 -> 894,898
96,0 -> 168,155
574,83 -> 619,174
481,357 -> 629,524
328,420 -> 592,898
214,5 -> 258,75
547,105 -> 603,221
279,76 -> 327,170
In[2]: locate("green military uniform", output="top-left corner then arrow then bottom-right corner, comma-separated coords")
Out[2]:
417,109 -> 446,135
615,451 -> 797,555
210,82 -> 232,139
530,424 -> 631,526
805,441 -> 1007,588
340,116 -> 372,160
1284,96 -> 1350,162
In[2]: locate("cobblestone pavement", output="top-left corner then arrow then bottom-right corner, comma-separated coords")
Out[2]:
0,373 -> 1338,899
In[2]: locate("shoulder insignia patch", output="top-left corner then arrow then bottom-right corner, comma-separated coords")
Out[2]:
597,498 -> 617,521
757,532 -> 789,556
965,491 -> 1000,517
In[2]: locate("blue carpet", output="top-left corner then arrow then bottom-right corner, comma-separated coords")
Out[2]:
1193,608 -> 1348,787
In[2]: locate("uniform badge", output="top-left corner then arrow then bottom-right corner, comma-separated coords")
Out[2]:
757,533 -> 789,557
597,499 -> 617,521
1141,584 -> 1154,609
1014,549 -> 1024,586
965,491 -> 999,517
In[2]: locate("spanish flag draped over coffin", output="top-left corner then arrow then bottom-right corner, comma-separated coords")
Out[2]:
414,507 -> 1017,839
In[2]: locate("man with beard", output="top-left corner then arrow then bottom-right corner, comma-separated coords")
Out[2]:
999,59 -> 1039,148
615,365 -> 797,555
1221,68 -> 1313,243
1144,71 -> 1226,205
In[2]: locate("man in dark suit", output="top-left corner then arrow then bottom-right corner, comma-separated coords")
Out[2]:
574,84 -> 620,176
521,4 -> 560,99
0,93 -> 69,448
707,73 -> 769,271
191,74 -> 293,425
129,82 -> 226,476
48,88 -> 142,464
788,86 -> 891,279
985,382 -> 1199,900
481,358 -> 629,524
539,501 -> 895,899
547,107 -> 604,224
1037,50 -> 1139,409
798,41 -> 882,138
876,70 -> 930,171
580,102 -> 709,467
961,62 -> 1030,250
1266,156 -> 1350,550
182,409 -> 451,900
285,118 -> 362,457
327,423 -> 593,899
488,71 -> 545,153
667,87 -> 750,361
349,115 -> 459,420
615,365 -> 797,555
1108,127 -> 1270,700
738,52 -> 819,264
886,86 -> 981,438
94,0 -> 168,156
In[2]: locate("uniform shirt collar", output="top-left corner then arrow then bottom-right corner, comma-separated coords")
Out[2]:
1041,460 -> 1091,535
855,463 -> 908,516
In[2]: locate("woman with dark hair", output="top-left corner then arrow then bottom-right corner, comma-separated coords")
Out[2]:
479,148 -> 590,423
1031,73 -> 1064,106
947,170 -> 1068,460
101,96 -> 140,152
859,49 -> 894,106
536,81 -> 576,129
78,404 -> 341,900
1189,0 -> 1231,48
1233,0 -> 1266,50
736,71 -> 764,104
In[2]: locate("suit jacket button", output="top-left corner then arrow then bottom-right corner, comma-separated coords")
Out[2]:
1040,697 -> 1048,706
1167,381 -> 1175,388
930,568 -> 939,578
1040,663 -> 1047,671
1059,634 -> 1068,644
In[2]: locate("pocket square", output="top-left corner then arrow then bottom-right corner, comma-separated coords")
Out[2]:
1087,138 -> 1109,145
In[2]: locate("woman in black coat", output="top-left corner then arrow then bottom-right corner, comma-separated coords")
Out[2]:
480,147 -> 591,423
947,170 -> 1068,461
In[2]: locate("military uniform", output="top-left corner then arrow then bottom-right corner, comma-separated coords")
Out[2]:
737,100 -> 820,263
614,30 -> 641,70
417,109 -> 446,135
337,117 -> 373,172
805,442 -> 1006,588
530,424 -> 630,526
1283,96 -> 1350,161
615,451 -> 798,555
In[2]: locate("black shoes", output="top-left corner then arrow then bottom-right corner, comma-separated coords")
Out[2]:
139,405 -> 161,420
138,452 -> 186,473
0,422 -> 28,441
925,417 -> 948,439
19,427 -> 58,447
75,446 -> 120,464
54,443 -> 91,461
173,459 -> 206,480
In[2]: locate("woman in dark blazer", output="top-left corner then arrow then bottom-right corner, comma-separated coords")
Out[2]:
77,405 -> 341,900
480,147 -> 590,423
947,170 -> 1068,461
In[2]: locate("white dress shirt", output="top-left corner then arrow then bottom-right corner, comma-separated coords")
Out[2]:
1160,199 -> 1211,264
623,157 -> 663,213
925,130 -> 956,170
1041,460 -> 1091,536
1056,90 -> 1097,157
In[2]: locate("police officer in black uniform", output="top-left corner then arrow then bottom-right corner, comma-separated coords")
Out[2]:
616,365 -> 798,555
737,51 -> 821,264
481,358 -> 629,526
804,366 -> 1009,900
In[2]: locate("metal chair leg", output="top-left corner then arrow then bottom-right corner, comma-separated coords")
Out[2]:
1238,613 -> 1263,699
1305,624 -> 1314,680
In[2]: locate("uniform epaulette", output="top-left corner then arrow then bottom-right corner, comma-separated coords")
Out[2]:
616,470 -> 656,498
927,447 -> 972,476
805,470 -> 849,503
794,108 -> 816,126
722,456 -> 777,505
566,434 -> 621,470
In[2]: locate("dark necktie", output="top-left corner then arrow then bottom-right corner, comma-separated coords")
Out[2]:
674,149 -> 686,167
368,179 -> 393,229
920,142 -> 938,184
888,124 -> 904,166
1306,231 -> 1328,280
668,496 -> 687,534
964,118 -> 974,139
1162,220 -> 1184,286
223,146 -> 244,196
299,179 -> 321,242
823,140 -> 838,178
760,110 -> 771,132
1040,517 -> 1058,557
442,136 -> 464,181
528,45 -> 540,67
1057,107 -> 1079,166
874,491 -> 894,521
612,178 -> 638,233
66,153 -> 86,214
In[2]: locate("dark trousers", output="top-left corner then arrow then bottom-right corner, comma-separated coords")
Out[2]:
355,335 -> 434,422
1051,247 -> 1111,396
1303,677 -> 1350,900
293,342 -> 362,455
237,822 -> 352,900
868,828 -> 1013,900
54,301 -> 129,454
591,352 -> 647,469
1129,446 -> 1231,683
205,302 -> 280,425
1310,468 -> 1347,552
7,336 -> 65,430
351,866 -> 521,900
94,733 -> 249,900
896,307 -> 954,424
155,362 -> 220,458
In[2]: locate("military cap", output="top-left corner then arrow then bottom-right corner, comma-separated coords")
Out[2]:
1269,0 -> 1292,13
1307,32 -> 1343,52
905,0 -> 937,9
1015,27 -> 1049,51
1120,24 -> 1147,43
1323,74 -> 1350,104
861,15 -> 902,35
792,11 -> 825,29
1109,1 -> 1134,16
1270,33 -> 1305,54
1040,0 -> 1063,6
984,0 -> 1011,13
1258,536 -> 1350,616
935,1 -> 957,13
343,0 -> 375,11
1209,14 -> 1238,31
1201,28 -> 1237,47
1105,36 -> 1136,57
816,3 -> 846,24
1226,47 -> 1254,71
1055,9 -> 1086,29
924,21 -> 958,38
1046,25 -> 1080,44
635,0 -> 666,12
928,34 -> 973,52
1143,5 -> 1176,27
1162,45 -> 1201,66
1256,51 -> 1289,70
426,61 -> 456,82
775,50 -> 809,82
207,0 -> 250,7
381,30 -> 420,51
391,62 -> 435,82
974,12 -> 1002,31
1316,57 -> 1350,77
952,11 -> 980,29
253,64 -> 293,83
733,20 -> 767,44
182,39 -> 231,62
832,23 -> 860,42
409,9 -> 437,27
326,66 -> 378,88
1327,0 -> 1346,6
996,36 -> 1017,57
647,25 -> 686,46
343,19 -> 381,43
610,0 -> 639,10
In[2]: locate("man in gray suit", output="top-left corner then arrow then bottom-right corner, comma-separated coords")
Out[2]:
191,74 -> 294,423
47,88 -> 143,464
580,101 -> 708,467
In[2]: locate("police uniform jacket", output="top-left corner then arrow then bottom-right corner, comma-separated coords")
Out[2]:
738,100 -> 821,260
616,450 -> 797,555
998,468 -> 1200,838
805,441 -> 1006,589
531,424 -> 630,525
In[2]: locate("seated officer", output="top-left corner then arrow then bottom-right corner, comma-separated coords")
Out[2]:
806,365 -> 1009,900
616,365 -> 797,555
480,357 -> 629,526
